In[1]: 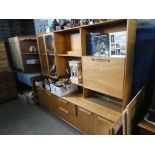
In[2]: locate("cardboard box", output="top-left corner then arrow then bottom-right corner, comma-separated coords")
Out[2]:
50,83 -> 78,97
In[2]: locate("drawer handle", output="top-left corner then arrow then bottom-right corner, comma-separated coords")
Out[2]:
58,98 -> 68,104
59,107 -> 69,114
78,107 -> 91,115
92,58 -> 110,62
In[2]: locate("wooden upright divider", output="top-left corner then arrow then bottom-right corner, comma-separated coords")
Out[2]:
36,20 -> 137,135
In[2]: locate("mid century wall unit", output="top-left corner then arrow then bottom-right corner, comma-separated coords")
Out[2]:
36,19 -> 136,135
8,36 -> 41,73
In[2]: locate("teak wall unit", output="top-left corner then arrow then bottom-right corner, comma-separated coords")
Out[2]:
36,19 -> 136,135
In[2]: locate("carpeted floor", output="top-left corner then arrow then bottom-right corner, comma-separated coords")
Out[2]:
0,98 -> 82,135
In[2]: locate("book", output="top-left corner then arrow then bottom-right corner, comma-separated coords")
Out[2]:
86,33 -> 109,57
109,31 -> 127,57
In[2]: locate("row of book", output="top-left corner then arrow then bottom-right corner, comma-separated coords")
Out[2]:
86,31 -> 127,57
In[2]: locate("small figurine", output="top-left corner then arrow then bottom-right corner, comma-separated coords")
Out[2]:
80,19 -> 89,25
51,19 -> 59,31
29,45 -> 37,53
50,64 -> 57,77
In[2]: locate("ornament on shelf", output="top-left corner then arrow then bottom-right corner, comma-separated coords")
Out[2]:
29,45 -> 37,53
68,60 -> 82,84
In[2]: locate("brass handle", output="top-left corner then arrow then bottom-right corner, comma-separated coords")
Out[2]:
92,58 -> 110,62
59,107 -> 69,114
78,107 -> 91,115
58,98 -> 68,104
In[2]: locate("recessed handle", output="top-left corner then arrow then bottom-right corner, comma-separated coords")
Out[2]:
59,106 -> 69,114
58,98 -> 68,104
96,115 -> 106,122
78,107 -> 91,115
92,58 -> 110,62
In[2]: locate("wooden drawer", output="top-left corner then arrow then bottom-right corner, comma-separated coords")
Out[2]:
58,98 -> 76,115
0,80 -> 16,90
0,52 -> 7,60
0,87 -> 17,102
77,107 -> 93,134
0,71 -> 14,82
82,56 -> 125,99
0,60 -> 9,69
93,114 -> 114,135
0,43 -> 6,51
57,98 -> 77,127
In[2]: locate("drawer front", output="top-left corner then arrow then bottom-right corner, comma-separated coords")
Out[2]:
0,43 -> 6,51
0,71 -> 14,82
57,98 -> 77,127
0,81 -> 16,90
0,52 -> 7,60
0,60 -> 9,69
82,57 -> 125,99
58,97 -> 76,115
93,114 -> 114,135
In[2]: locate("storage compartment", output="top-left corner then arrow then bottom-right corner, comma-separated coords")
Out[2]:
82,56 -> 125,99
50,82 -> 78,97
54,29 -> 82,56
77,107 -> 93,134
93,114 -> 114,135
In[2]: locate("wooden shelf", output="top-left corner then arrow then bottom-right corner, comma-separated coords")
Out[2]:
48,54 -> 55,56
57,54 -> 81,57
22,53 -> 39,55
71,82 -> 83,87
24,63 -> 40,65
138,120 -> 155,134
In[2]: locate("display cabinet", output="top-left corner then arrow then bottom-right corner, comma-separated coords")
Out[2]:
36,19 -> 136,134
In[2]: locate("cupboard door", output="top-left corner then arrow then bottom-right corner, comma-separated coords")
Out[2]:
77,107 -> 93,135
93,115 -> 114,135
82,56 -> 125,99
37,87 -> 48,109
47,92 -> 58,114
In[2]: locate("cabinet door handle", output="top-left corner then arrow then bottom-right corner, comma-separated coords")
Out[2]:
78,107 -> 91,115
58,98 -> 68,104
92,58 -> 110,62
59,106 -> 69,114
96,116 -> 106,122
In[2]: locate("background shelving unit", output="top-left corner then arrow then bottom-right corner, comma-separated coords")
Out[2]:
8,36 -> 41,73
